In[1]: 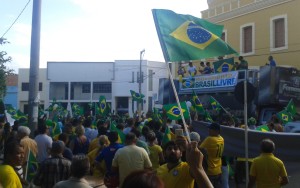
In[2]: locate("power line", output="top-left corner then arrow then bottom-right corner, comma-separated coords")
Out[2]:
1,0 -> 31,39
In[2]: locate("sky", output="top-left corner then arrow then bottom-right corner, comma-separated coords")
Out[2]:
0,0 -> 208,73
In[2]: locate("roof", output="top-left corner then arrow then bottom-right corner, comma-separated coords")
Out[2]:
5,74 -> 18,86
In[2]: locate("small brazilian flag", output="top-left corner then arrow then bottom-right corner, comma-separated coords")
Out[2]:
182,78 -> 195,89
163,102 -> 190,120
256,124 -> 270,132
286,99 -> 296,116
277,110 -> 292,124
26,150 -> 38,182
152,9 -> 237,62
191,90 -> 205,113
162,126 -> 172,146
52,122 -> 61,139
110,121 -> 126,144
99,96 -> 108,115
210,96 -> 222,112
213,57 -> 235,73
203,110 -> 213,123
130,90 -> 145,102
72,103 -> 84,116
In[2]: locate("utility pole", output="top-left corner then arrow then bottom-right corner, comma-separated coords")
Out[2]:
138,49 -> 145,118
28,0 -> 42,137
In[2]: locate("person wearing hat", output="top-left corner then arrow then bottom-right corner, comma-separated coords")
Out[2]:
34,141 -> 71,188
200,123 -> 224,188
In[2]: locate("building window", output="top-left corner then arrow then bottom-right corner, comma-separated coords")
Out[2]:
93,82 -> 111,93
270,15 -> 288,51
240,23 -> 255,55
22,83 -> 29,91
221,30 -> 227,42
82,83 -> 91,93
22,82 -> 42,91
148,70 -> 153,91
132,72 -> 135,83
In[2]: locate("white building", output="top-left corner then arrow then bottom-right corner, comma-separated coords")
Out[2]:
18,60 -> 168,117
18,68 -> 48,111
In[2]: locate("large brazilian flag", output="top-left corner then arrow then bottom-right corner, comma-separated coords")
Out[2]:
163,102 -> 190,120
152,9 -> 237,62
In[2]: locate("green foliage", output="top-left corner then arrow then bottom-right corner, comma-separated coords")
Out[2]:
0,38 -> 14,99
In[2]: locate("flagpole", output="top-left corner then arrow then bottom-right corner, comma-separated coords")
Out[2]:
25,149 -> 31,181
244,71 -> 249,186
211,96 -> 236,127
185,101 -> 193,124
165,62 -> 191,142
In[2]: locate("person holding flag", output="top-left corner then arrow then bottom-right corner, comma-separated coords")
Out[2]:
191,90 -> 205,113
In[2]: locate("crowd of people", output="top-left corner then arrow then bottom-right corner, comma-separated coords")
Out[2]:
0,109 -> 289,188
178,55 -> 277,78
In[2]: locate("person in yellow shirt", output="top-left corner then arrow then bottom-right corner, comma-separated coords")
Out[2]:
87,135 -> 109,177
200,123 -> 224,188
248,138 -> 289,188
0,140 -> 24,188
147,131 -> 164,170
157,140 -> 213,188
157,140 -> 194,188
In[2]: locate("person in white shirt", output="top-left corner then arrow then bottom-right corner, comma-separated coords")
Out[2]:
187,61 -> 197,76
35,124 -> 52,163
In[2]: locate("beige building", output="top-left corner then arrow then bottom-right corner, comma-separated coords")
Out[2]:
201,0 -> 300,68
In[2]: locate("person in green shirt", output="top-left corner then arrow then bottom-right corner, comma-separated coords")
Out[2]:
238,56 -> 248,70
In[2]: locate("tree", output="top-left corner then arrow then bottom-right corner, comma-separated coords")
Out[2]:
0,38 -> 14,99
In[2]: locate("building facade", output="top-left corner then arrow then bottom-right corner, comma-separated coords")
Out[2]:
4,74 -> 18,108
18,68 -> 48,114
201,0 -> 300,68
18,60 -> 167,117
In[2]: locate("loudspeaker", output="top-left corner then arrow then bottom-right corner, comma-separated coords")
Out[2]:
234,81 -> 256,104
158,78 -> 179,105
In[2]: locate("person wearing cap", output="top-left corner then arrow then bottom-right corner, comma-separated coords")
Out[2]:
248,138 -> 288,188
34,141 -> 71,188
200,123 -> 224,188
